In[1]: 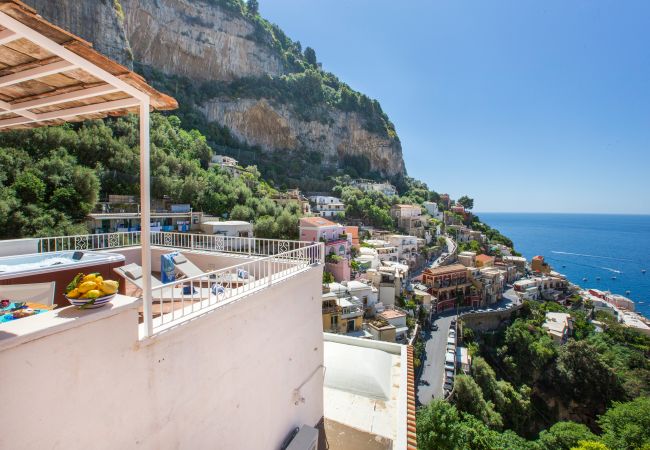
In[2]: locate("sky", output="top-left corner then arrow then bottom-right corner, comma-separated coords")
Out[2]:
259,1 -> 650,214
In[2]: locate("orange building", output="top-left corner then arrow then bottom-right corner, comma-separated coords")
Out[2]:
531,255 -> 551,274
422,264 -> 480,312
475,254 -> 495,268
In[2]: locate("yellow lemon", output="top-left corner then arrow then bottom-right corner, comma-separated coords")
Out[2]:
82,273 -> 97,283
78,281 -> 98,294
82,289 -> 101,299
99,280 -> 119,295
67,288 -> 81,299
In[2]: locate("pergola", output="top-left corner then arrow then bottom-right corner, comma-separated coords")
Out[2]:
0,0 -> 178,336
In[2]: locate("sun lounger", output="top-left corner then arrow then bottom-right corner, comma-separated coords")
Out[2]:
171,253 -> 206,279
114,263 -> 201,301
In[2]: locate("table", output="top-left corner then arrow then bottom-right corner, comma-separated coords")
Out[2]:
0,302 -> 54,324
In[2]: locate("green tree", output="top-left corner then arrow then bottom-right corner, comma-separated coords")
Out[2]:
416,400 -> 465,450
322,271 -> 335,284
303,46 -> 317,66
570,441 -> 609,450
453,375 -> 503,428
246,0 -> 259,15
12,170 -> 45,204
599,397 -> 650,450
536,422 -> 598,450
457,195 -> 474,210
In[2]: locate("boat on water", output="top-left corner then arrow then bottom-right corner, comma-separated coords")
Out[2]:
582,277 -> 588,281
596,276 -> 601,281
611,276 -> 617,280
643,269 -> 647,274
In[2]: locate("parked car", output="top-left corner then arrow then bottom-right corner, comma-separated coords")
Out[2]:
431,323 -> 439,331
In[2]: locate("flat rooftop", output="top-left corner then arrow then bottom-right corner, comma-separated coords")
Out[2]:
323,334 -> 409,446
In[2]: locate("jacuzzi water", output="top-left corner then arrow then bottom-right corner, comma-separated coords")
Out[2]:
0,251 -> 123,276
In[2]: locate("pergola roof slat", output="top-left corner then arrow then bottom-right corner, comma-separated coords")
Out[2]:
0,59 -> 74,87
0,27 -> 17,44
0,0 -> 176,130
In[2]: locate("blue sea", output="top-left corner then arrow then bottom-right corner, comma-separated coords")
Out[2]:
478,213 -> 650,318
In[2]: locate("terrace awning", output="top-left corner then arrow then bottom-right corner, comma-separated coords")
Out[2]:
0,0 -> 178,336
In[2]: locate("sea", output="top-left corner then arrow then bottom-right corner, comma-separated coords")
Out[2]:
478,213 -> 650,319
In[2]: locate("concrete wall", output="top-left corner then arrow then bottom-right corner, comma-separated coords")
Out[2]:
0,238 -> 39,256
0,267 -> 324,450
460,306 -> 522,332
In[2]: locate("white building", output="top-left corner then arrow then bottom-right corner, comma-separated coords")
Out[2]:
363,239 -> 399,263
209,154 -> 238,168
387,234 -> 419,266
346,280 -> 379,315
200,220 -> 253,237
366,262 -> 409,307
542,312 -> 573,343
423,201 -> 443,219
351,180 -> 398,197
308,196 -> 346,218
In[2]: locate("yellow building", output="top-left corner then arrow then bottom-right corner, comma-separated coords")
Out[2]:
322,293 -> 364,334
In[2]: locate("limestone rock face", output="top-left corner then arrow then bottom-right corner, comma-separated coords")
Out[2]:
22,0 -> 133,68
201,98 -> 406,177
120,0 -> 286,81
21,0 -> 406,177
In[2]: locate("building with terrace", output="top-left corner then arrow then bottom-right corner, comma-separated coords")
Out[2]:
390,204 -> 425,238
300,216 -> 351,281
87,201 -> 203,234
422,264 -> 481,312
309,195 -> 345,218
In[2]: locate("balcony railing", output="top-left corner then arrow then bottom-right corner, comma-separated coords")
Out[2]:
38,231 -> 316,258
150,243 -> 321,333
36,231 -> 324,335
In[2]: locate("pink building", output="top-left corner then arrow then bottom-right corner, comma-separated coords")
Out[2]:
299,217 -> 350,257
300,217 -> 351,281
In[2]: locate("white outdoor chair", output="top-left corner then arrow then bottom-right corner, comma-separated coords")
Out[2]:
0,281 -> 56,306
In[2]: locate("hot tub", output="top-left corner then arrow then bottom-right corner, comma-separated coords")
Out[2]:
0,251 -> 125,307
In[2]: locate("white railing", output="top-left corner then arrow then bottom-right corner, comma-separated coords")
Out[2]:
149,243 -> 322,333
38,231 -> 315,257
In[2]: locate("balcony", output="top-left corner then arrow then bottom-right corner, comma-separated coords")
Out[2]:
0,231 -> 325,449
28,231 -> 324,335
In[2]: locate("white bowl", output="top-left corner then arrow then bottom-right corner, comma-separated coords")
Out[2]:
65,293 -> 116,309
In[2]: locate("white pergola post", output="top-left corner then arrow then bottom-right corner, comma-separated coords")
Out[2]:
139,99 -> 153,337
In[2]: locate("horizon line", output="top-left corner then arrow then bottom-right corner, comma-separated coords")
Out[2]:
474,211 -> 650,216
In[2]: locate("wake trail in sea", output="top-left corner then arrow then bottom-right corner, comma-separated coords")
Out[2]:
601,267 -> 623,274
551,251 -> 634,262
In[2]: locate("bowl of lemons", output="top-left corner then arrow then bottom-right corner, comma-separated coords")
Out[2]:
64,273 -> 119,309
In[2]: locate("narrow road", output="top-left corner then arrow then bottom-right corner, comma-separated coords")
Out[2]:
416,312 -> 455,405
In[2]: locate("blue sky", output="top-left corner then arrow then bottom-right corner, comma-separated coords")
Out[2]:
260,1 -> 650,214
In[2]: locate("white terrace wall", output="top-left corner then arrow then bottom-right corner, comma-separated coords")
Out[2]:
0,267 -> 324,450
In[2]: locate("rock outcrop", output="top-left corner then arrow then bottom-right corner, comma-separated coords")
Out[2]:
120,0 -> 286,81
21,0 -> 407,178
201,98 -> 405,177
22,0 -> 133,68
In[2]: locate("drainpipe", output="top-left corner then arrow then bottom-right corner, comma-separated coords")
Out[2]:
140,99 -> 153,337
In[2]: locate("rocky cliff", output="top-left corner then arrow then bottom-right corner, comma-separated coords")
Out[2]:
22,0 -> 133,67
22,0 -> 406,180
121,0 -> 286,81
201,98 -> 405,177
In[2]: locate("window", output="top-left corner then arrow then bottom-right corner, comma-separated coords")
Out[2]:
347,319 -> 355,333
331,315 -> 339,330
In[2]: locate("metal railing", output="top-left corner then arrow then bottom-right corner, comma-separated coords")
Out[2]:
38,231 -> 143,252
38,231 -> 315,257
149,242 -> 322,333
